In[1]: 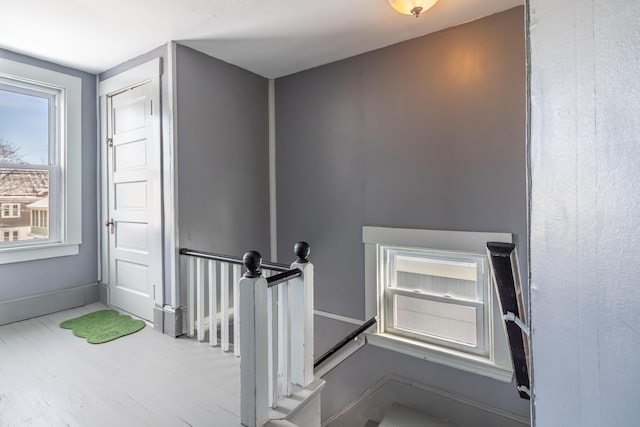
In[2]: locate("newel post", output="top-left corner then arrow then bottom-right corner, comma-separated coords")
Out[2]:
290,241 -> 314,388
240,251 -> 269,427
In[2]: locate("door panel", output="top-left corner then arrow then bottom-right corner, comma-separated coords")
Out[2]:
107,81 -> 161,322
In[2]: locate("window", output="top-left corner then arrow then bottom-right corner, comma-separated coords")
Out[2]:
0,58 -> 82,264
364,226 -> 515,382
1,203 -> 20,218
382,246 -> 489,356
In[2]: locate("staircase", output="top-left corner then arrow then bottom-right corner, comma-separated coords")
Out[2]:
375,404 -> 456,427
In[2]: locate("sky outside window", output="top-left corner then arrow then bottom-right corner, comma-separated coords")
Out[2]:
0,88 -> 49,165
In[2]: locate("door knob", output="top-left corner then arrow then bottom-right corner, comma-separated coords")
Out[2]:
104,218 -> 115,234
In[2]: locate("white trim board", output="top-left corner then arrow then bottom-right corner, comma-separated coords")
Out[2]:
314,309 -> 363,326
0,284 -> 99,326
166,41 -> 180,309
98,58 -> 161,96
268,78 -> 277,261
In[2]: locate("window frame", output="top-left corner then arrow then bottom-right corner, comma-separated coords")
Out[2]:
363,226 -> 515,382
1,203 -> 20,218
0,57 -> 82,264
381,246 -> 490,356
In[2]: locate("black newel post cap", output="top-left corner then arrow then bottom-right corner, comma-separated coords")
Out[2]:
294,241 -> 310,263
243,251 -> 262,278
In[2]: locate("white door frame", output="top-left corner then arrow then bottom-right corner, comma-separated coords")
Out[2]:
98,58 -> 167,318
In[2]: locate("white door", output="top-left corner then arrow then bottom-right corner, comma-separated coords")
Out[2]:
105,81 -> 162,322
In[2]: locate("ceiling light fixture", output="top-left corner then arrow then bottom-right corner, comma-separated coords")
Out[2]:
388,0 -> 439,18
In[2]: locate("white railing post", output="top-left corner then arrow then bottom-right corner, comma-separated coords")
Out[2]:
240,251 -> 269,427
289,242 -> 314,388
233,264 -> 242,356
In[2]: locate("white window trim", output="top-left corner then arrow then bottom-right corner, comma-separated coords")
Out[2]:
0,58 -> 82,264
363,226 -> 514,382
1,203 -> 20,218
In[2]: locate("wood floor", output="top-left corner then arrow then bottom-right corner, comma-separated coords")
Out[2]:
0,303 -> 242,426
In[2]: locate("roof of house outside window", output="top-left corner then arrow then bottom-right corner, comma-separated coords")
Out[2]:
0,169 -> 49,200
27,197 -> 49,209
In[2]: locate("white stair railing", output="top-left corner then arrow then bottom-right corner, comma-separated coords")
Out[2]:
180,248 -> 289,353
239,242 -> 315,427
180,243 -> 319,427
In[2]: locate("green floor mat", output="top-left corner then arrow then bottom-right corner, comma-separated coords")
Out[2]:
60,309 -> 145,344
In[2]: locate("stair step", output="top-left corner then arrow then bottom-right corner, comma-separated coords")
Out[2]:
379,403 -> 455,427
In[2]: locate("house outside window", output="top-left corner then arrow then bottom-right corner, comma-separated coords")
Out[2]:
363,226 -> 515,382
1,203 -> 20,218
0,57 -> 82,264
28,197 -> 49,237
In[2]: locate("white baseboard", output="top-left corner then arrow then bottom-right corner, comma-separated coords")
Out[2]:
0,283 -> 99,326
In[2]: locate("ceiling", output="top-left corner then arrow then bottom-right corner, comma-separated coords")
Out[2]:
0,0 -> 523,79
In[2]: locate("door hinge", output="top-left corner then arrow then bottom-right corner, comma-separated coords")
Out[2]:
150,100 -> 153,116
107,138 -> 113,148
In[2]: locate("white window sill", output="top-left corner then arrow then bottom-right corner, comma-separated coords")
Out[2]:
0,242 -> 80,264
366,332 -> 513,383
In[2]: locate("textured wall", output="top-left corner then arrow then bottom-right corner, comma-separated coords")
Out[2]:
529,0 -> 640,425
0,48 -> 98,302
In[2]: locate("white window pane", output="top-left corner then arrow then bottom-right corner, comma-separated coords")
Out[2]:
0,88 -> 49,166
0,168 -> 49,243
395,271 -> 478,300
392,255 -> 479,300
393,295 -> 477,346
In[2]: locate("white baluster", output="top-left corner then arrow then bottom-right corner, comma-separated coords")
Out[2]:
267,286 -> 278,408
278,281 -> 291,397
188,256 -> 195,337
209,260 -> 218,346
197,258 -> 205,342
221,262 -> 230,352
233,264 -> 241,357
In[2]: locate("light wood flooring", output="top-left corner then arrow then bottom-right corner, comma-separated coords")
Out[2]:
0,303 -> 242,426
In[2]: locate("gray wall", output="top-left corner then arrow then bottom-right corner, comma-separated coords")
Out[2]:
529,0 -> 640,425
276,7 -> 527,319
176,45 -> 270,258
276,6 -> 528,420
99,44 -> 271,309
0,48 -> 98,302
